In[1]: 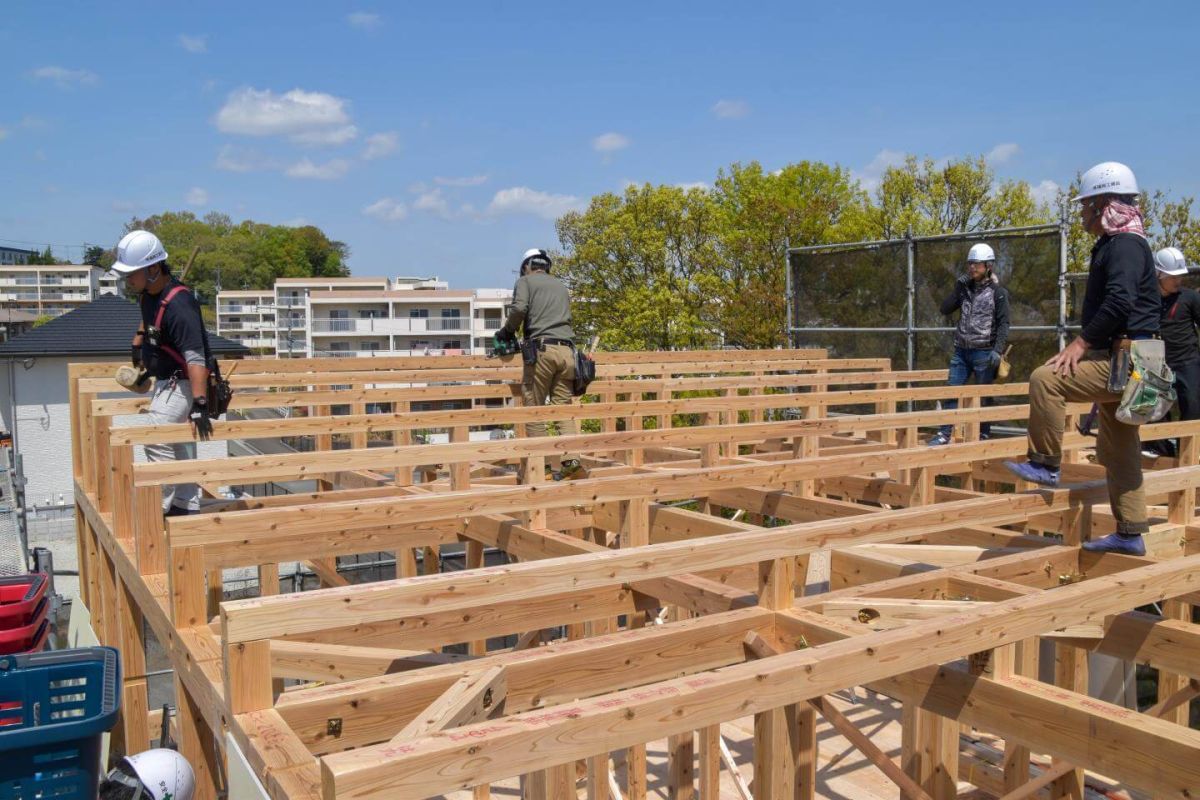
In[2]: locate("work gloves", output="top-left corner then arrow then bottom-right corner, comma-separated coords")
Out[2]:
190,397 -> 213,441
988,350 -> 1003,369
131,344 -> 143,368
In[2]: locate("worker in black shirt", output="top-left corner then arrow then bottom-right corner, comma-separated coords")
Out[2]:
1004,162 -> 1159,555
111,230 -> 212,517
1145,246 -> 1200,457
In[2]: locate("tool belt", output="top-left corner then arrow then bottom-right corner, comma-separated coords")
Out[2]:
1111,338 -> 1175,425
520,337 -> 574,366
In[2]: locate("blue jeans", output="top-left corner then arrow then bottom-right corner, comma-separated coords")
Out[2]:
939,347 -> 996,437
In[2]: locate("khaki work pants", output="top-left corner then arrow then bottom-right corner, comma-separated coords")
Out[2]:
522,343 -> 577,461
1027,350 -> 1147,533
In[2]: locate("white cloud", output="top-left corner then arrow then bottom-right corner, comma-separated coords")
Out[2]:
0,127 -> 8,142
347,12 -> 381,29
414,188 -> 451,218
215,87 -> 357,145
677,181 -> 710,192
853,148 -> 908,193
215,144 -> 274,173
487,187 -> 583,220
363,197 -> 408,222
285,157 -> 351,180
592,132 -> 630,154
435,174 -> 488,187
30,66 -> 98,88
178,34 -> 208,54
711,99 -> 750,119
1030,179 -> 1061,206
362,131 -> 399,160
987,142 -> 1020,164
283,216 -> 311,227
186,187 -> 209,206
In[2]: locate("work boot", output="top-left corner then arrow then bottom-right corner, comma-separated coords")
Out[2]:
556,459 -> 585,480
1002,460 -> 1060,487
1081,532 -> 1146,556
927,432 -> 951,447
164,505 -> 193,518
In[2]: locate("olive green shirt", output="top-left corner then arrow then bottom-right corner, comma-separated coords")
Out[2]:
502,271 -> 574,341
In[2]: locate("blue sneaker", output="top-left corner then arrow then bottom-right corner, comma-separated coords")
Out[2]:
1003,460 -> 1060,487
1081,532 -> 1146,556
927,432 -> 951,446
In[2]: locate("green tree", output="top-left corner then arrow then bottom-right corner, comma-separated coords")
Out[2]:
32,314 -> 54,328
710,161 -> 872,347
121,212 -> 350,310
556,184 -> 723,351
872,155 -> 1051,239
25,245 -> 57,265
82,244 -> 114,269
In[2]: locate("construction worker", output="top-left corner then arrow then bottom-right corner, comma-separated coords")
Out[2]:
928,243 -> 1010,446
99,748 -> 196,800
112,230 -> 213,517
496,248 -> 583,479
1004,162 -> 1159,555
1145,247 -> 1200,457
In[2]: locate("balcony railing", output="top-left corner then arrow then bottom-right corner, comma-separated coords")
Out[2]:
276,296 -> 306,307
310,316 -> 469,334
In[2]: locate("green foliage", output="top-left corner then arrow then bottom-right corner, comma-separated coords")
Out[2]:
32,314 -> 54,328
25,246 -> 57,265
82,245 -> 114,269
556,153 -> 1056,351
121,211 -> 350,308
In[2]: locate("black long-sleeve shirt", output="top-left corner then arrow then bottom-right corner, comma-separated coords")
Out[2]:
1080,233 -> 1159,348
1160,287 -> 1200,366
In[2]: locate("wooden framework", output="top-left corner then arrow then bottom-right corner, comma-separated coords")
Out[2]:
69,348 -> 1200,800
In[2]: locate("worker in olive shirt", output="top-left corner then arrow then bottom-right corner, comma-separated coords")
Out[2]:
1004,162 -> 1159,555
1146,247 -> 1200,457
497,248 -> 583,478
112,230 -> 213,516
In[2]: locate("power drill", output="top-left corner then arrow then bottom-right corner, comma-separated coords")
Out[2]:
490,331 -> 520,358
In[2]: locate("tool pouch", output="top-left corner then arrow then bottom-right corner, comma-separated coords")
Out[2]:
520,339 -> 540,366
1117,340 -> 1175,425
1113,340 -> 1171,424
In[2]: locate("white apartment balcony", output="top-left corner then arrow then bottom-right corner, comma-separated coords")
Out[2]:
218,303 -> 274,314
41,291 -> 90,301
219,319 -> 276,332
0,292 -> 40,302
320,348 -> 469,358
225,335 -> 277,349
276,296 -> 307,307
310,317 -> 471,335
474,317 -> 503,331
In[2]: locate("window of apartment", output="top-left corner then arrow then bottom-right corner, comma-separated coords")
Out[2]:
409,308 -> 429,318
328,309 -> 349,318
441,308 -> 461,318
443,340 -> 462,350
362,341 -> 381,351
329,342 -> 351,351
359,310 -> 381,319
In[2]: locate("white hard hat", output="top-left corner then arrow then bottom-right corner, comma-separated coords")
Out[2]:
112,230 -> 168,274
1155,246 -> 1191,276
122,749 -> 195,800
520,248 -> 552,271
1071,161 -> 1139,202
967,243 -> 995,263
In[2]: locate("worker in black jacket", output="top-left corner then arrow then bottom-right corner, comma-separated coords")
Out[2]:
1145,246 -> 1200,457
928,242 -> 1010,445
1005,162 -> 1159,555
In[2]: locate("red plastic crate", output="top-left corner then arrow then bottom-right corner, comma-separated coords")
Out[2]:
0,574 -> 48,630
0,613 -> 48,656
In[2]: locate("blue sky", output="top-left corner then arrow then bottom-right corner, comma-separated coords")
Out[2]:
3,2 -> 1199,288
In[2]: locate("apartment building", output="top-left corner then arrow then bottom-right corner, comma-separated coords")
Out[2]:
215,290 -> 277,353
0,246 -> 35,266
0,264 -> 108,318
216,276 -> 511,358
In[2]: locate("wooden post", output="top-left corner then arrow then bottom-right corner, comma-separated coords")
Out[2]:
999,640 -> 1038,793
901,703 -> 959,800
1050,643 -> 1087,798
175,676 -> 221,800
113,574 -> 150,756
94,415 -> 113,513
698,725 -> 721,800
133,485 -> 166,575
111,445 -> 135,541
394,400 -> 413,486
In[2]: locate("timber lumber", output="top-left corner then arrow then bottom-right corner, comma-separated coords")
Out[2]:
67,349 -> 1200,800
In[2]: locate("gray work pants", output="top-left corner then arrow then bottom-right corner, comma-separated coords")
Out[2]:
144,378 -> 201,512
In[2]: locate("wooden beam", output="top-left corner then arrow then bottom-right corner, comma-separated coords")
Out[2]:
389,666 -> 507,743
